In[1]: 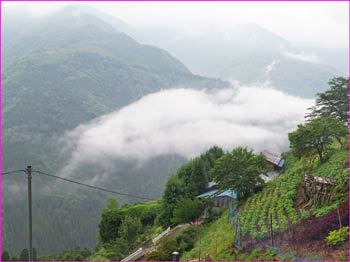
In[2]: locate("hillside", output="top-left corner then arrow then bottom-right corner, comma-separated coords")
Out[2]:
75,78 -> 348,261
83,143 -> 347,261
181,148 -> 348,260
2,6 -> 226,255
2,6 -> 226,172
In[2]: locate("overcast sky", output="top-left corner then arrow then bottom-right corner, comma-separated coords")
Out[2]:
3,1 -> 349,49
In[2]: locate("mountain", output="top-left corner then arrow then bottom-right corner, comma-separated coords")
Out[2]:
2,6 -> 226,171
2,7 -> 227,255
138,23 -> 342,98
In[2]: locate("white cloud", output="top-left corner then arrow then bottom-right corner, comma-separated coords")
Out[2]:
281,49 -> 322,64
264,60 -> 277,83
59,85 -> 313,177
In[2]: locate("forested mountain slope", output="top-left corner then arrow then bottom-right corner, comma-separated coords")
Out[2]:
2,7 -> 226,255
141,24 -> 341,98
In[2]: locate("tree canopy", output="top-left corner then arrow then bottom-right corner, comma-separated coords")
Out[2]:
288,116 -> 346,162
306,77 -> 348,124
171,198 -> 204,225
157,146 -> 224,227
211,147 -> 269,200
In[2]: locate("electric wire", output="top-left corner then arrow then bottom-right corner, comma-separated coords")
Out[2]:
32,170 -> 156,201
1,170 -> 26,176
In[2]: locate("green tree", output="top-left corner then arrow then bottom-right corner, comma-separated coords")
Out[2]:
289,116 -> 347,162
145,236 -> 178,261
2,251 -> 10,261
306,77 -> 348,124
119,215 -> 142,244
171,198 -> 204,225
106,198 -> 119,210
157,146 -> 224,227
178,158 -> 207,198
38,253 -> 57,260
211,147 -> 268,200
103,239 -> 128,260
200,146 -> 225,180
157,174 -> 184,226
19,249 -> 29,260
58,247 -> 91,260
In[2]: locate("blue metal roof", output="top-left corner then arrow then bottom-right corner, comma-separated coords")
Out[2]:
196,189 -> 237,199
208,181 -> 217,188
217,189 -> 237,199
196,190 -> 219,199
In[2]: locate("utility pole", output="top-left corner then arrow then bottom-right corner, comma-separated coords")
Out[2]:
26,166 -> 33,261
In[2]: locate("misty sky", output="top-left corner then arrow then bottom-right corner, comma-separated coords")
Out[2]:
3,1 -> 349,49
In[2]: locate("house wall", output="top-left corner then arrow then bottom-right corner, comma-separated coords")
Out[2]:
213,196 -> 232,208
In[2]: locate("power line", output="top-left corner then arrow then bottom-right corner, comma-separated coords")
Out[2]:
32,170 -> 156,201
1,170 -> 26,176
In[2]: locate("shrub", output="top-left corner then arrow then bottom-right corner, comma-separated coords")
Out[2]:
325,226 -> 348,246
314,203 -> 339,218
300,209 -> 310,220
145,236 -> 178,260
171,198 -> 204,225
176,227 -> 200,252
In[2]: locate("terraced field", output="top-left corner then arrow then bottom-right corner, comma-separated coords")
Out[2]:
240,172 -> 303,239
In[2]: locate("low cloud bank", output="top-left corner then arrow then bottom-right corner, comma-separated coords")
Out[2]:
281,48 -> 322,64
60,85 -> 313,176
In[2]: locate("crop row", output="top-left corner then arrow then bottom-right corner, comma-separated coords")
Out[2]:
240,173 -> 302,239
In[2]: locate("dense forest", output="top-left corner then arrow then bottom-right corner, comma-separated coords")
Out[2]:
2,6 -> 226,255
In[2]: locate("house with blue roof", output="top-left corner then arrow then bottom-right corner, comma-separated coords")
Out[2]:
196,150 -> 284,210
196,181 -> 237,210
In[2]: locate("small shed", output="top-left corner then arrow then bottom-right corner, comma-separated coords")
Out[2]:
262,150 -> 285,169
300,173 -> 337,207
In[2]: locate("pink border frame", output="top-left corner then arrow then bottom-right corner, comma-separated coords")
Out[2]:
0,0 -> 349,261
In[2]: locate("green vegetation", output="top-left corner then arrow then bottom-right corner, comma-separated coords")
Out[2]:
1,251 -> 10,261
181,209 -> 234,260
211,147 -> 269,200
178,77 -> 348,260
325,226 -> 348,246
91,74 -> 348,260
99,201 -> 161,244
288,116 -> 346,162
3,7 -> 226,255
171,198 -> 205,225
240,158 -> 303,239
3,247 -> 90,261
307,77 -> 348,124
157,146 -> 224,227
145,227 -> 200,260
95,200 -> 166,260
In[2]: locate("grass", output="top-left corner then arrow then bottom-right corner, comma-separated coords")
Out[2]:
181,209 -> 235,260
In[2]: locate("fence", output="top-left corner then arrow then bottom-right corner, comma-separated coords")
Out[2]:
121,247 -> 144,261
152,226 -> 171,244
